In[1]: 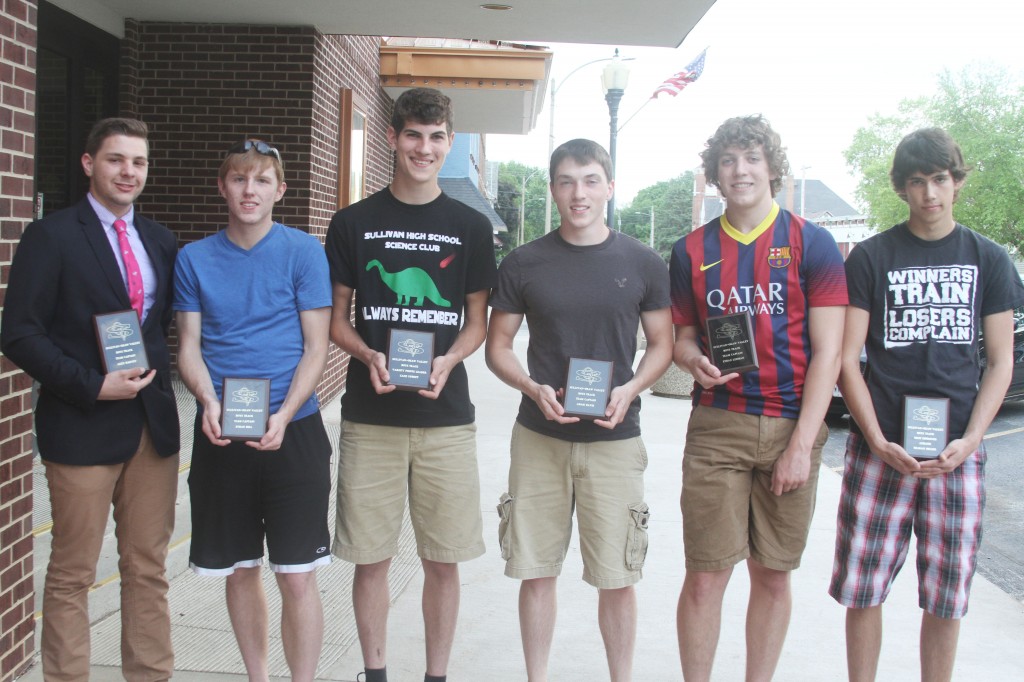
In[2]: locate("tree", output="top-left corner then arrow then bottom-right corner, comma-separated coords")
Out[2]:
617,172 -> 695,261
494,161 -> 548,259
845,65 -> 1024,252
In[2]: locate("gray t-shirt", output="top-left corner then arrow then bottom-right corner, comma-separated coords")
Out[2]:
490,230 -> 670,442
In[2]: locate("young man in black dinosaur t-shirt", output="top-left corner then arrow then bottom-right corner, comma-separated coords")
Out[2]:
325,87 -> 497,682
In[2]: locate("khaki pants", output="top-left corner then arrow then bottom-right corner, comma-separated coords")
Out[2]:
42,427 -> 179,682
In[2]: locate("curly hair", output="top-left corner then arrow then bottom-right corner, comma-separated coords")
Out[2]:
890,127 -> 968,195
391,87 -> 454,135
700,115 -> 789,196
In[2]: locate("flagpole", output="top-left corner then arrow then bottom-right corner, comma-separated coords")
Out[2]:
617,98 -> 654,133
618,46 -> 708,134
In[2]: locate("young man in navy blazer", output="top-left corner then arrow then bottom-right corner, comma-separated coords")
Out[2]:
2,117 -> 180,681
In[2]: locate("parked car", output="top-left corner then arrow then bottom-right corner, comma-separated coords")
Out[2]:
827,350 -> 865,418
980,305 -> 1024,401
828,306 -> 1024,417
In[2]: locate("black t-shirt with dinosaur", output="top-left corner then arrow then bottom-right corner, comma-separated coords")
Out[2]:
326,187 -> 498,427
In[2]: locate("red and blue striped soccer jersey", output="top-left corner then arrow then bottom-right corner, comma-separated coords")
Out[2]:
670,204 -> 848,418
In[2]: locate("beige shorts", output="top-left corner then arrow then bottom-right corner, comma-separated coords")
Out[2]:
332,420 -> 485,564
682,405 -> 827,572
497,422 -> 650,589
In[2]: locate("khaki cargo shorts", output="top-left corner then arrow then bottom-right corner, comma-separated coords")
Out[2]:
498,422 -> 650,589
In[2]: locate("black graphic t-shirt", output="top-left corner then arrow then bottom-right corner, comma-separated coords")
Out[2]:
326,187 -> 497,427
847,222 -> 1024,441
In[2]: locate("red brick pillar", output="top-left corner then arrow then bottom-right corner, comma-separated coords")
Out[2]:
0,1 -> 38,680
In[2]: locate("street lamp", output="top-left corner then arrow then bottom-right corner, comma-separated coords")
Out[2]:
800,165 -> 811,217
644,206 -> 655,249
519,167 -> 546,246
630,207 -> 655,249
544,52 -> 635,234
602,50 -> 630,227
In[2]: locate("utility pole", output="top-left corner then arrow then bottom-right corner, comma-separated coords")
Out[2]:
648,206 -> 655,250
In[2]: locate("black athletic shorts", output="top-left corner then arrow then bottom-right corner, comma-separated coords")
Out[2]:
188,411 -> 332,574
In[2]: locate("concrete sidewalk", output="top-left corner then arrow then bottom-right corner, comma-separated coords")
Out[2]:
18,335 -> 1024,680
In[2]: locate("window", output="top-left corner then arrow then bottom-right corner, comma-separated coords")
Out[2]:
338,89 -> 368,208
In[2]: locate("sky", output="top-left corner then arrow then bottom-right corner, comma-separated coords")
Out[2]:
486,0 -> 1024,211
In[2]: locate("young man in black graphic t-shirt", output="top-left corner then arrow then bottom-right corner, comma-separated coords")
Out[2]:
325,87 -> 497,682
829,128 -> 1024,681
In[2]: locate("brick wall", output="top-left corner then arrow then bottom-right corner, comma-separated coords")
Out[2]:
310,33 -> 394,398
123,23 -> 394,401
0,0 -> 37,680
118,20 -> 140,119
124,23 -> 320,243
0,17 -> 394,680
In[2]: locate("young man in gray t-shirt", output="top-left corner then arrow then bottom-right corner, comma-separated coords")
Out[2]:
486,138 -> 672,681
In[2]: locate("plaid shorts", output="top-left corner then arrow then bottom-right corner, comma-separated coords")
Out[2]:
828,432 -> 986,619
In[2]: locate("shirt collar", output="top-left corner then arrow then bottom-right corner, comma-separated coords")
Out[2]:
721,201 -> 780,246
87,192 -> 136,233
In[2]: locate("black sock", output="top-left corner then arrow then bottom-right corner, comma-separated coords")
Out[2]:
425,675 -> 446,682
363,667 -> 387,682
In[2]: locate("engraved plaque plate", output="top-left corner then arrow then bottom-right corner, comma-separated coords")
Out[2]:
221,377 -> 270,441
93,310 -> 149,373
705,310 -> 759,374
387,329 -> 435,391
902,395 -> 949,460
563,357 -> 614,420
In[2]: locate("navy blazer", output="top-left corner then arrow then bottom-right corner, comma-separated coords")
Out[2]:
1,197 -> 180,465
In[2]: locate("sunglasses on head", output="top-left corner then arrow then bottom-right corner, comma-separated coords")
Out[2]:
228,139 -> 281,161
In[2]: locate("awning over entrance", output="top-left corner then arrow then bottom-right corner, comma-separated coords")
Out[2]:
52,0 -> 717,48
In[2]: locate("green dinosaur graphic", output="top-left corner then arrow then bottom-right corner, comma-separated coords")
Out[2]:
366,259 -> 451,307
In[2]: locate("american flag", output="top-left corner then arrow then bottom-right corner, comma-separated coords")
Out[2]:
651,48 -> 708,99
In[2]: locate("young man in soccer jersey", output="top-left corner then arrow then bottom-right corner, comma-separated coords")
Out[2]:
325,87 -> 497,682
829,128 -> 1024,682
175,139 -> 333,681
669,115 -> 848,681
487,138 -> 673,681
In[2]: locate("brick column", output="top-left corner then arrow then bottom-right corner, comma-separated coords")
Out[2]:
0,1 -> 38,680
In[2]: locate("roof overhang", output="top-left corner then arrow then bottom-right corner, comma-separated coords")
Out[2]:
51,0 -> 716,48
51,0 -> 716,137
438,177 -> 508,233
380,39 -> 551,135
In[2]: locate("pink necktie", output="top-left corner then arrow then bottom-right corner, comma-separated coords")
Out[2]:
113,219 -> 145,322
